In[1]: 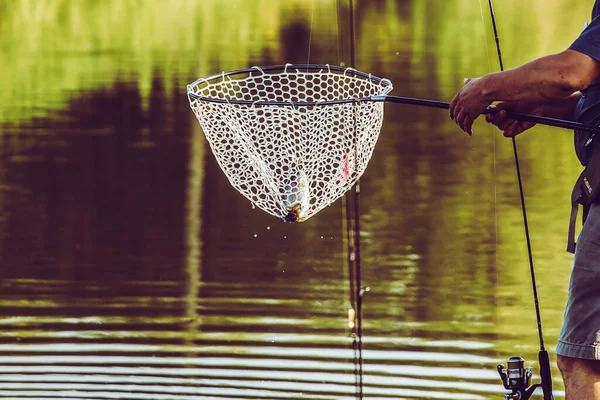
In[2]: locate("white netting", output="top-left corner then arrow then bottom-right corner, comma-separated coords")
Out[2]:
187,64 -> 392,222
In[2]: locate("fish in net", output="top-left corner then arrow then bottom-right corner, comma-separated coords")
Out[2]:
187,64 -> 393,222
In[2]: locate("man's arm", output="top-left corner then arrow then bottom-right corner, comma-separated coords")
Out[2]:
449,49 -> 600,135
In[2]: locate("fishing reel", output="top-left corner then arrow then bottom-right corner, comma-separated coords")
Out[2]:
498,355 -> 554,400
498,351 -> 554,400
498,357 -> 536,399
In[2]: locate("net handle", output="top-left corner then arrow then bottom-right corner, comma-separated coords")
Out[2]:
190,90 -> 600,134
375,96 -> 600,134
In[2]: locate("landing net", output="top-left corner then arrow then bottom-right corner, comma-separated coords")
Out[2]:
187,64 -> 392,222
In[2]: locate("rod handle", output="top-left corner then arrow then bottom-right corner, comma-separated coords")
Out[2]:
539,350 -> 554,400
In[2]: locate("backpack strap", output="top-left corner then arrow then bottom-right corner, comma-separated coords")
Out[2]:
567,169 -> 587,254
567,202 -> 591,253
568,133 -> 600,253
567,202 -> 579,253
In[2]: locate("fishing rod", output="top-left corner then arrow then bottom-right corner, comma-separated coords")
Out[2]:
345,1 -> 368,399
486,1 -> 554,399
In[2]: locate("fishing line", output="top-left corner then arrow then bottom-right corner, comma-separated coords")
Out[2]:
477,0 -> 499,300
335,0 -> 345,67
306,4 -> 362,395
334,0 -> 354,351
346,0 -> 365,398
477,0 -> 493,73
335,0 -> 351,358
307,0 -> 315,67
487,1 -> 553,399
333,0 -> 361,397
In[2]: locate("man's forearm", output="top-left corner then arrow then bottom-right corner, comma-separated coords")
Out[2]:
449,49 -> 600,134
479,50 -> 600,103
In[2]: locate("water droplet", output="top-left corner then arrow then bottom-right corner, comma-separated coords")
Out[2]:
320,236 -> 324,239
267,226 -> 271,230
254,234 -> 258,238
284,236 -> 287,239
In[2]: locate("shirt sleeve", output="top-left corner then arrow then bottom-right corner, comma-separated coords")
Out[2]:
570,15 -> 600,62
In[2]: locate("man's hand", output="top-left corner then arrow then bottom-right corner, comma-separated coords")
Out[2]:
449,50 -> 597,136
485,101 -> 542,137
486,93 -> 582,137
449,78 -> 493,135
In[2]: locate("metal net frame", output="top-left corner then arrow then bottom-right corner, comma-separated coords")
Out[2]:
187,64 -> 393,222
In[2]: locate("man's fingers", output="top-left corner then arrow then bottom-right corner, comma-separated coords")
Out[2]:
464,116 -> 475,135
504,124 -> 520,137
485,109 -> 504,125
483,100 -> 539,137
497,117 -> 514,131
485,105 -> 498,124
455,109 -> 467,132
485,105 -> 497,122
489,110 -> 503,125
450,78 -> 484,133
489,109 -> 516,128
504,122 -> 534,137
449,94 -> 459,120
455,109 -> 474,134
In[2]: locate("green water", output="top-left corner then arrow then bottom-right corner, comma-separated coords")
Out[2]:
0,0 -> 595,398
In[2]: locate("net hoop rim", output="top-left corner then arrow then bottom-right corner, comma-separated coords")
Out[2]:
187,63 -> 393,106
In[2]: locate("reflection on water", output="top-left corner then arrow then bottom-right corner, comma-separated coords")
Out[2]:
0,0 -> 590,398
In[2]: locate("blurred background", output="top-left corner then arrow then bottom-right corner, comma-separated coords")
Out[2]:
0,0 -> 593,398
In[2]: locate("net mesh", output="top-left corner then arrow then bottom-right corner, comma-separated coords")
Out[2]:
187,64 -> 392,222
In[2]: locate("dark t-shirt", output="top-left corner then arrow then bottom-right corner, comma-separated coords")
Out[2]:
570,1 -> 600,164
